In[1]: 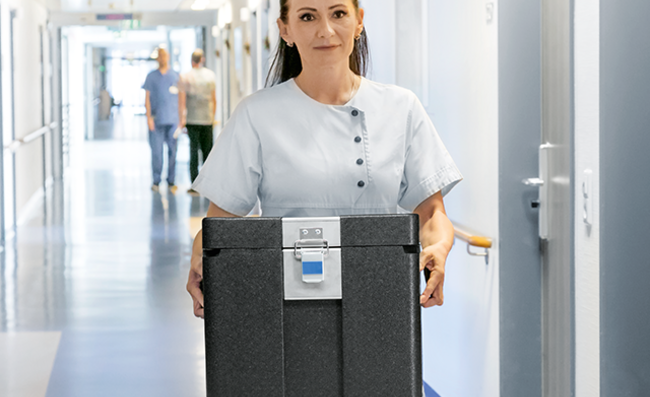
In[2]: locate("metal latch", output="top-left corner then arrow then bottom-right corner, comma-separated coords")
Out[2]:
282,217 -> 342,300
294,228 -> 328,284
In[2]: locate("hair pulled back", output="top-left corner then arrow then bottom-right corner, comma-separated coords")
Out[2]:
266,0 -> 369,87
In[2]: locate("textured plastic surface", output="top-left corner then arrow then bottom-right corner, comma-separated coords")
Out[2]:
203,250 -> 285,396
203,215 -> 422,396
339,214 -> 419,247
202,217 -> 282,249
341,245 -> 421,395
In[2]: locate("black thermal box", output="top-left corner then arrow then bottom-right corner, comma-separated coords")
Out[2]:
202,214 -> 423,397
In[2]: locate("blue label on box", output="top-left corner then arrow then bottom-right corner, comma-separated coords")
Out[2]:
302,261 -> 323,275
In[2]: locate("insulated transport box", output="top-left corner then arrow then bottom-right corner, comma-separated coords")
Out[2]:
202,215 -> 422,397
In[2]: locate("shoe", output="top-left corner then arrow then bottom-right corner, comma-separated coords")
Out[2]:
168,185 -> 178,194
187,188 -> 200,196
151,184 -> 160,193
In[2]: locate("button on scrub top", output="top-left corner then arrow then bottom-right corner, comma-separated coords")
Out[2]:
192,78 -> 463,217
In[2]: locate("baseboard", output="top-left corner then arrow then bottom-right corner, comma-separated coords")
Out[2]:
15,177 -> 54,227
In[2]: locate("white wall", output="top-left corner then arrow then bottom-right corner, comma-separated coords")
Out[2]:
420,1 -> 500,396
360,0 -> 395,85
2,0 -> 53,223
574,0 -> 600,396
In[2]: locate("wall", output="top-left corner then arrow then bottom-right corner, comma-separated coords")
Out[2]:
3,0 -> 53,223
600,0 -> 650,395
574,0 -> 600,395
416,1 -> 499,396
359,0 -> 395,85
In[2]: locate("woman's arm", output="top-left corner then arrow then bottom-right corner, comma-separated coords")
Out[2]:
414,192 -> 455,308
187,202 -> 239,318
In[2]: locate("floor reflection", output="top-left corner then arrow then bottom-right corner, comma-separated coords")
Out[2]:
1,114 -> 207,396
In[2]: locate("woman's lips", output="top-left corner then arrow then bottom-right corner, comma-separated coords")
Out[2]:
314,45 -> 340,50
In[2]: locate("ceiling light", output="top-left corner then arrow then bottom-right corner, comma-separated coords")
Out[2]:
218,3 -> 233,28
191,0 -> 208,11
248,0 -> 260,10
240,7 -> 250,22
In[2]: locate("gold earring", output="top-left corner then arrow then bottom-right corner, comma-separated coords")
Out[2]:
286,40 -> 293,47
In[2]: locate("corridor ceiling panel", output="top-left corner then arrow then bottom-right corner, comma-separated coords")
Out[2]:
60,0 -> 209,12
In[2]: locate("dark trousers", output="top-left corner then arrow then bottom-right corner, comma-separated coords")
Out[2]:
187,124 -> 214,183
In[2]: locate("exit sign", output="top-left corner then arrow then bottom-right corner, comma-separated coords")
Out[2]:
96,13 -> 136,21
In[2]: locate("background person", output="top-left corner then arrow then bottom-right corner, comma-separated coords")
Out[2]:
143,48 -> 180,194
187,0 -> 462,318
178,49 -> 217,195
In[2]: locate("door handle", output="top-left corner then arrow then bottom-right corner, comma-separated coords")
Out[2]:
523,143 -> 552,240
522,178 -> 544,187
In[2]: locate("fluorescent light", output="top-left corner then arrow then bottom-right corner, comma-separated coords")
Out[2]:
248,0 -> 260,10
223,3 -> 233,24
218,3 -> 233,28
191,0 -> 208,11
240,7 -> 250,22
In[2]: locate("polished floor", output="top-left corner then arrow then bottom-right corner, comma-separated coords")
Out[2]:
1,112 -> 210,396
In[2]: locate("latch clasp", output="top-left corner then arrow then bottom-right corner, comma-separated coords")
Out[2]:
294,228 -> 328,284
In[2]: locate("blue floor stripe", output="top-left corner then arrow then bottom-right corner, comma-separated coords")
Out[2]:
424,380 -> 441,397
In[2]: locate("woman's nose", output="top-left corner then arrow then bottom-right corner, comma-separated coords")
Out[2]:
317,18 -> 335,38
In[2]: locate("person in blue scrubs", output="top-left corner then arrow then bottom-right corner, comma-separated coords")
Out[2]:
143,48 -> 179,194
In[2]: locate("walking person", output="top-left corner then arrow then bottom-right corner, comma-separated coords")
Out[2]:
187,0 -> 463,318
178,49 -> 217,195
143,47 -> 180,194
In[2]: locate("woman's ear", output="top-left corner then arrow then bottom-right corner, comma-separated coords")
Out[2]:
277,18 -> 292,45
357,8 -> 365,36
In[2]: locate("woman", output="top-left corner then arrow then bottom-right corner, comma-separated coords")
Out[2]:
187,0 -> 462,318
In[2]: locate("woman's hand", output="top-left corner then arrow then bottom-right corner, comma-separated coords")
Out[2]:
414,192 -> 455,308
187,202 -> 238,319
419,242 -> 448,307
187,236 -> 205,318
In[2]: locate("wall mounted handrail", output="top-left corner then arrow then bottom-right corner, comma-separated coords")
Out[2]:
452,222 -> 493,264
4,122 -> 57,152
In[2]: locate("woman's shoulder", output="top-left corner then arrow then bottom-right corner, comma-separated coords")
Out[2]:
357,78 -> 419,112
224,80 -> 300,129
242,80 -> 295,105
361,79 -> 417,100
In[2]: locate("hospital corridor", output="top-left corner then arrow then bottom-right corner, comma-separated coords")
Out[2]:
0,1 -> 649,397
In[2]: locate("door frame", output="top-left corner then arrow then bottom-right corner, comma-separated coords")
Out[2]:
541,0 -> 575,395
498,1 -> 543,395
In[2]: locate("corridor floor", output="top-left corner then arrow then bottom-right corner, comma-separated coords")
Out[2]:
0,114 -> 209,396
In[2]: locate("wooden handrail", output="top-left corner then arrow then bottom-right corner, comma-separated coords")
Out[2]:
453,225 -> 493,249
452,222 -> 493,265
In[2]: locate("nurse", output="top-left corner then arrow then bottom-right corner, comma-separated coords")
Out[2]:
187,0 -> 463,318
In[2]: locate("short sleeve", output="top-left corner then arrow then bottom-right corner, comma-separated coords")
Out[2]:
398,93 -> 463,212
191,100 -> 262,216
142,73 -> 152,91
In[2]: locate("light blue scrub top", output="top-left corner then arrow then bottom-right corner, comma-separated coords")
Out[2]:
192,78 -> 462,217
142,69 -> 180,126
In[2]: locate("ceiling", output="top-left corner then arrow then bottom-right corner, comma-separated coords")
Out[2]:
59,0 -> 226,12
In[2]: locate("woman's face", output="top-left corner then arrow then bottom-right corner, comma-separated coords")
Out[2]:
279,0 -> 364,70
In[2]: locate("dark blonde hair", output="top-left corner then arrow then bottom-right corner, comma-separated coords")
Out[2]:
266,0 -> 369,86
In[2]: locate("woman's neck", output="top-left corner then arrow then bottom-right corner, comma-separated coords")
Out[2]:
294,64 -> 360,106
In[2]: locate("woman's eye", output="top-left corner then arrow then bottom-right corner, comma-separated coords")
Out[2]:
300,13 -> 315,21
333,10 -> 347,18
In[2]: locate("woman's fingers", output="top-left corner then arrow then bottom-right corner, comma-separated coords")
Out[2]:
193,298 -> 205,319
420,267 -> 445,307
187,265 -> 205,309
419,250 -> 433,272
